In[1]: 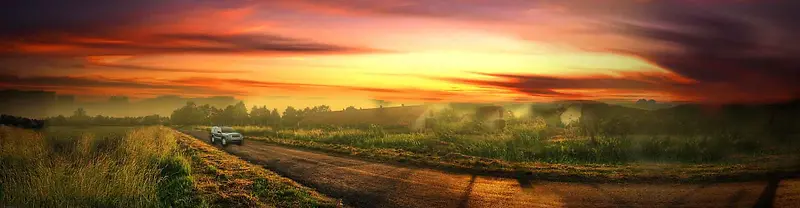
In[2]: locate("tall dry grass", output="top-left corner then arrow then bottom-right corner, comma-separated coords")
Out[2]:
0,126 -> 196,207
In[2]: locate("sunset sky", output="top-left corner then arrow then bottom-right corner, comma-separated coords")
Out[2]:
1,0 -> 798,108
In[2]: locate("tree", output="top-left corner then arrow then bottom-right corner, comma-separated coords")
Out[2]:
208,106 -> 223,125
170,102 -> 207,125
51,115 -> 67,125
636,99 -> 648,106
315,105 -> 331,112
300,107 -> 312,118
69,108 -> 91,125
251,106 -> 260,124
197,104 -> 214,125
250,105 -> 271,125
282,106 -> 299,127
72,108 -> 87,117
269,108 -> 281,126
224,101 -> 249,125
142,115 -> 161,125
345,106 -> 357,111
93,115 -> 107,124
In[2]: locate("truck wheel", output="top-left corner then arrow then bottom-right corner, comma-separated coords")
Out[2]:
237,140 -> 244,146
221,138 -> 228,147
209,135 -> 215,144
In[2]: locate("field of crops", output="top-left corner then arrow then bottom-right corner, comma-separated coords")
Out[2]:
219,116 -> 800,165
0,126 -> 338,207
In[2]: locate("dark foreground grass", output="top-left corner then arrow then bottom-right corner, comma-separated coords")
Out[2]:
0,126 -> 203,207
1,126 -> 342,208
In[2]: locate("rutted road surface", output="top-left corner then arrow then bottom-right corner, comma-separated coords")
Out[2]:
182,131 -> 799,208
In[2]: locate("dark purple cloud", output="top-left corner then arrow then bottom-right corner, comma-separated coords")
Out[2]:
2,32 -> 383,56
0,0 -> 248,37
456,0 -> 800,103
86,61 -> 251,74
610,2 -> 800,102
0,73 -> 246,98
0,0 -> 384,56
0,56 -> 248,74
438,72 -> 673,99
0,73 -> 470,100
274,0 -> 543,21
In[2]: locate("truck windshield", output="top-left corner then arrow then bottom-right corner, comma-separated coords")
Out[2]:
221,127 -> 236,133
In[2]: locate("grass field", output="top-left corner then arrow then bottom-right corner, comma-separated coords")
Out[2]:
1,126 -> 340,207
1,126 -> 197,207
189,119 -> 800,182
211,118 -> 800,165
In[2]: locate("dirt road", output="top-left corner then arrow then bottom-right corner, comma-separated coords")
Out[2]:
182,131 -> 799,208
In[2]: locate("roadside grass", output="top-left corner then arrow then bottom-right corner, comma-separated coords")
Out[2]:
186,122 -> 800,182
2,125 -> 341,207
173,129 -> 342,208
0,126 -> 203,207
207,122 -> 800,165
248,135 -> 800,183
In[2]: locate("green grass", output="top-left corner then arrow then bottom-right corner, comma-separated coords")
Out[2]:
0,126 -> 202,207
175,131 -> 341,207
186,113 -> 800,167
181,120 -> 800,182
222,121 -> 798,165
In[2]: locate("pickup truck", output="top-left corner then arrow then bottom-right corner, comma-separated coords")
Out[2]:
209,126 -> 244,146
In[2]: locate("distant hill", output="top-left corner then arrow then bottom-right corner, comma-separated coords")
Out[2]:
525,99 -> 799,137
0,89 -> 241,118
651,99 -> 800,120
300,105 -> 433,131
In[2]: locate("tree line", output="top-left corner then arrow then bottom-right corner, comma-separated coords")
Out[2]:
46,107 -> 169,126
169,101 -> 333,126
46,101 -> 338,127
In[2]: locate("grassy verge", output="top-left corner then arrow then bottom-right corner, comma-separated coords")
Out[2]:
172,129 -> 342,207
2,126 -> 342,207
184,125 -> 800,183
0,126 -> 202,207
246,135 -> 800,183
197,123 -> 800,165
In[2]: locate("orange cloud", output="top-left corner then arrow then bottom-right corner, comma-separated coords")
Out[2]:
0,74 -> 472,102
438,70 -> 797,104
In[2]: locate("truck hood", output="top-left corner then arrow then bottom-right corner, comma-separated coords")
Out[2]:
220,132 -> 242,137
